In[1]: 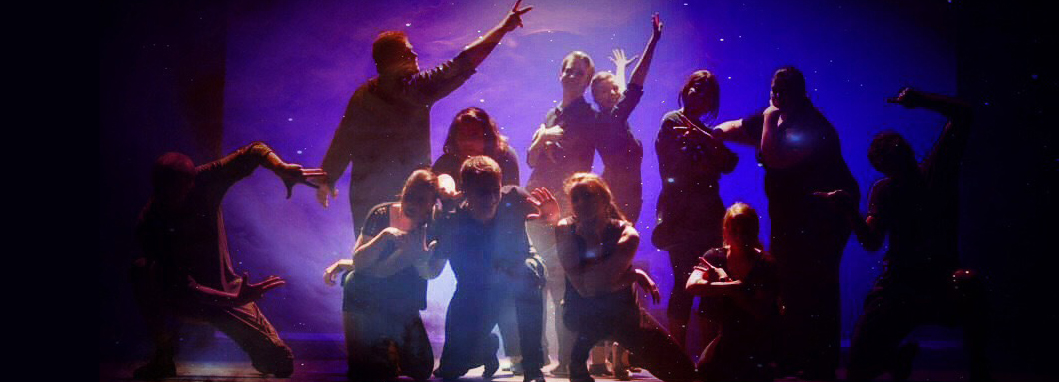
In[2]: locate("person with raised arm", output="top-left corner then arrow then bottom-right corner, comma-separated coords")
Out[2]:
714,67 -> 858,381
131,142 -> 325,380
317,0 -> 533,235
322,169 -> 445,382
816,88 -> 992,382
432,156 -> 559,382
653,69 -> 738,350
686,202 -> 780,382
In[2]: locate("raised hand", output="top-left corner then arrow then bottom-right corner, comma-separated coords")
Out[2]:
526,187 -> 560,223
609,48 -> 638,69
278,164 -> 328,199
323,259 -> 353,286
235,272 -> 286,305
316,184 -> 338,208
886,87 -> 925,108
651,12 -> 663,39
501,0 -> 534,32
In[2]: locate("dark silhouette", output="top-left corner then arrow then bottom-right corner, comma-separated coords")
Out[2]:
686,202 -> 780,382
432,156 -> 559,382
130,142 -> 324,380
556,173 -> 697,382
592,13 -> 663,224
525,48 -> 598,377
317,0 -> 533,235
817,88 -> 991,382
654,69 -> 738,349
717,66 -> 858,381
322,169 -> 446,382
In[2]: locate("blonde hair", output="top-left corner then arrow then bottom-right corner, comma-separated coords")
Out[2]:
722,202 -> 762,250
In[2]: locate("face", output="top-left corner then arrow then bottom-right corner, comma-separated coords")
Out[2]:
401,186 -> 436,224
455,120 -> 487,157
392,41 -> 420,75
770,78 -> 796,111
569,184 -> 608,221
683,79 -> 713,115
465,178 -> 501,222
560,58 -> 592,94
592,77 -> 621,110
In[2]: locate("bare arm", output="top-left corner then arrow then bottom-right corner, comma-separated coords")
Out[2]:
627,13 -> 662,88
715,119 -> 756,145
185,273 -> 285,308
555,220 -> 584,276
352,228 -> 400,273
760,106 -> 811,169
593,225 -> 641,286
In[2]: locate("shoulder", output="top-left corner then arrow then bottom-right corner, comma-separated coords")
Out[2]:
368,202 -> 394,219
499,146 -> 520,163
703,247 -> 727,262
661,110 -> 682,124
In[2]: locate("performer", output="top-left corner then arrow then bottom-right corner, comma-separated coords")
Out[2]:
717,67 -> 859,380
525,49 -> 598,377
317,0 -> 533,233
817,88 -> 991,382
131,142 -> 324,380
654,69 -> 738,349
322,169 -> 446,382
556,173 -> 697,382
592,12 -> 663,224
686,202 -> 780,382
433,156 -> 559,382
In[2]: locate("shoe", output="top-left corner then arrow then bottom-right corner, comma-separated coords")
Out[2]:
132,360 -> 177,380
549,364 -> 569,377
523,369 -> 547,382
506,361 -> 525,375
483,334 -> 500,379
892,341 -> 919,382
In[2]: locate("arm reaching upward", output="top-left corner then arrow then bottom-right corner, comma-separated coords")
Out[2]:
463,0 -> 533,67
627,13 -> 662,88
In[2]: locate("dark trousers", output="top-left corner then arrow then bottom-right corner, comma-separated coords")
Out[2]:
437,259 -> 546,378
565,287 -> 697,382
771,211 -> 850,380
666,239 -> 720,343
132,260 -> 293,376
847,273 -> 990,381
343,309 -> 433,382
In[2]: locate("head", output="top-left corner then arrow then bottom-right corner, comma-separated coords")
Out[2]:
560,51 -> 595,95
722,202 -> 762,250
678,70 -> 721,121
770,66 -> 809,112
459,156 -> 503,222
590,72 -> 621,110
868,131 -> 918,178
372,31 -> 418,76
151,152 -> 196,208
563,172 -> 625,222
443,107 -> 506,158
399,169 -> 438,225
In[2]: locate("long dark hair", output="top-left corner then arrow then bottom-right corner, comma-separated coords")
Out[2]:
563,172 -> 626,222
678,70 -> 720,123
442,107 -> 508,157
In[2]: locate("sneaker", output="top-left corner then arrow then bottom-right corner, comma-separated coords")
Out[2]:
483,334 -> 500,379
549,363 -> 570,377
506,362 -> 525,375
132,360 -> 176,380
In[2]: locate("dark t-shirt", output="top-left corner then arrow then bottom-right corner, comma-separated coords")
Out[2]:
136,143 -> 271,301
698,248 -> 780,330
527,97 -> 598,210
434,186 -> 537,285
597,85 -> 645,221
343,202 -> 428,312
741,108 -> 859,222
655,110 -> 738,239
432,145 -> 521,187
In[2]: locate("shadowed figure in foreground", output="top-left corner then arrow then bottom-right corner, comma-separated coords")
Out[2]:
817,88 -> 993,382
131,142 -> 324,380
556,173 -> 697,382
323,169 -> 447,382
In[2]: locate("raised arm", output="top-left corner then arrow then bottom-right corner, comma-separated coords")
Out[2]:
198,141 -> 325,200
890,87 -> 973,182
462,0 -> 533,67
715,119 -> 757,146
627,13 -> 662,89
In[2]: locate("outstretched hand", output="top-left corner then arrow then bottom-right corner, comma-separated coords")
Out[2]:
277,164 -> 328,199
887,87 -> 925,108
235,272 -> 286,305
609,48 -> 638,69
526,187 -> 560,224
501,0 -> 533,32
651,12 -> 663,39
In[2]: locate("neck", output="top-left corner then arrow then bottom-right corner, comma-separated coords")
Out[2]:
681,107 -> 703,120
562,90 -> 584,108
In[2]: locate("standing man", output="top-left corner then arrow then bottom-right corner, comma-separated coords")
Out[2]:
717,67 -> 859,381
131,142 -> 324,380
317,0 -> 533,233
525,49 -> 598,377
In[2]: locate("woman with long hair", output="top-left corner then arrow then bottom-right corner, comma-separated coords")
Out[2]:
653,69 -> 738,348
556,172 -> 696,382
434,106 -> 520,196
686,202 -> 780,382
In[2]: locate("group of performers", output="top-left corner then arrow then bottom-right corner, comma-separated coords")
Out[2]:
129,2 -> 991,382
